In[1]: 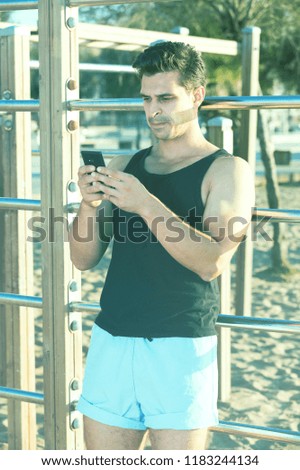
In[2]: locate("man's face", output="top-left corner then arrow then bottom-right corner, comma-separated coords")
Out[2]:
140,70 -> 203,141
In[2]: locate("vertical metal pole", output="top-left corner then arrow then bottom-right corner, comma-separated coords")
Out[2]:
0,26 -> 36,449
207,117 -> 233,401
38,0 -> 83,449
235,26 -> 261,316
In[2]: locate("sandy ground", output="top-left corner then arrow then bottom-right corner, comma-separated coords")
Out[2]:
0,180 -> 300,450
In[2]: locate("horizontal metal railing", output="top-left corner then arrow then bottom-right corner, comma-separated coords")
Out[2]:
0,99 -> 39,112
0,389 -> 299,444
30,60 -> 134,74
0,292 -> 42,308
0,0 -> 182,10
68,0 -> 182,6
32,149 -> 133,158
0,386 -> 43,404
0,197 -> 41,211
1,293 -> 299,335
1,96 -> 300,113
1,296 -> 299,444
0,0 -> 37,10
68,95 -> 300,112
72,303 -> 300,335
1,198 -> 300,224
211,422 -> 300,444
0,197 -> 76,213
0,381 -> 299,443
217,314 -> 300,335
253,208 -> 300,224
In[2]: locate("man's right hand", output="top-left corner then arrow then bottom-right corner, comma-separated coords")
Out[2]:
77,165 -> 105,208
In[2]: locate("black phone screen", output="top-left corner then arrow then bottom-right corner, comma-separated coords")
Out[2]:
81,150 -> 106,169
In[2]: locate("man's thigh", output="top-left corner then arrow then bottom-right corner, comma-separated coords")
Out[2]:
84,416 -> 207,450
149,428 -> 208,450
84,416 -> 148,450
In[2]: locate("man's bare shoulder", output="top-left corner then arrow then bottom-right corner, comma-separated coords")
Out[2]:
203,155 -> 254,199
210,155 -> 255,209
107,154 -> 135,172
211,154 -> 252,175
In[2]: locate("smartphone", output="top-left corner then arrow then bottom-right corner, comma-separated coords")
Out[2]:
81,150 -> 106,194
81,150 -> 106,170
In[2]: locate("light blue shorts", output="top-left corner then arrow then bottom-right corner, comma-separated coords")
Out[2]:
77,324 -> 218,431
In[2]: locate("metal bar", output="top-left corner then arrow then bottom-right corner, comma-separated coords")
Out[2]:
30,60 -> 134,74
0,386 -> 44,405
68,95 -> 300,112
1,96 -> 300,113
212,421 -> 300,444
217,314 -> 300,335
0,292 -> 43,309
0,197 -> 41,211
0,24 -> 37,449
1,197 -> 300,225
0,99 -> 39,112
1,383 -> 299,444
80,63 -> 134,73
69,98 -> 142,112
70,301 -> 300,334
254,208 -> 300,224
69,301 -> 100,314
68,0 -> 181,6
205,95 -> 300,110
1,383 -> 299,445
0,1 -> 38,11
32,149 -> 133,158
65,202 -> 80,213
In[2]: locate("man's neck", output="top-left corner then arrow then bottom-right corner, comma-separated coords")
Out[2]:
152,127 -> 217,162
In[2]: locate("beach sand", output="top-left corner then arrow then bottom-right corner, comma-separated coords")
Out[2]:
0,180 -> 299,450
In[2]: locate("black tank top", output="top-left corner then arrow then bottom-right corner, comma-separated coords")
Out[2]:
95,146 -> 231,338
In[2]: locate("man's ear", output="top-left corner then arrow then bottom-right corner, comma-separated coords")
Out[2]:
193,86 -> 205,108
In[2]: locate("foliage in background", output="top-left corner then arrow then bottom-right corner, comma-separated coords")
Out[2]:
0,12 -> 9,22
79,0 -> 300,97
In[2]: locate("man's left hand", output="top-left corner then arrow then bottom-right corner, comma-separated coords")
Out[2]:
95,167 -> 152,214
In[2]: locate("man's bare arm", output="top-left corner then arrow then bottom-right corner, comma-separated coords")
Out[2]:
89,156 -> 254,281
139,157 -> 254,281
69,154 -> 133,271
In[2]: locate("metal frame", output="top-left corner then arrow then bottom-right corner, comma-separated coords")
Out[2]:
2,197 -> 300,222
69,0 -> 182,6
0,25 -> 36,450
0,0 -> 182,9
37,0 -> 83,449
235,28 -> 261,317
0,1 -> 38,10
1,95 -> 300,113
1,0 -> 300,451
30,60 -> 135,73
0,302 -> 299,444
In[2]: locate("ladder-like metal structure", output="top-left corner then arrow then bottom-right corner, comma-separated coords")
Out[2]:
0,0 -> 300,450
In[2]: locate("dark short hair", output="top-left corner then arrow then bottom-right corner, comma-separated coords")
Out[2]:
132,41 -> 206,90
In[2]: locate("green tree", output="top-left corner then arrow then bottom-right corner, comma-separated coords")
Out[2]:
0,11 -> 10,22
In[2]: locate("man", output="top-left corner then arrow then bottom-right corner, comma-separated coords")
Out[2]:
69,41 -> 255,450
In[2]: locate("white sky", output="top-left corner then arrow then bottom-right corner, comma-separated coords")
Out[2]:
10,10 -> 38,26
